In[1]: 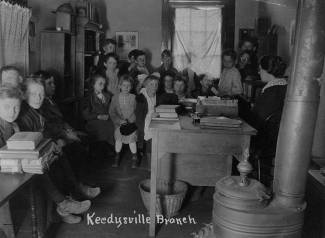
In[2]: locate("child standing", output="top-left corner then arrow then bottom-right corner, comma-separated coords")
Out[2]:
83,74 -> 115,150
218,50 -> 243,97
95,38 -> 117,71
103,53 -> 120,95
109,75 -> 138,168
135,75 -> 160,163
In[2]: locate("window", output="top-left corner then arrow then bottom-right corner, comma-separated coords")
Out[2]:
172,7 -> 222,77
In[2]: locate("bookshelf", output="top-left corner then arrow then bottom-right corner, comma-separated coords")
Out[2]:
75,17 -> 103,97
40,30 -> 75,100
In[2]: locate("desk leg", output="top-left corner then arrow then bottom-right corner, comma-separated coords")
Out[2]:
149,132 -> 159,237
0,202 -> 15,238
30,184 -> 41,238
241,136 -> 251,161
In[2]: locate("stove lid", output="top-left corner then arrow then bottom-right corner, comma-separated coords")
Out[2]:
214,176 -> 271,210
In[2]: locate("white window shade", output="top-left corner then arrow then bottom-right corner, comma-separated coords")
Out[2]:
173,8 -> 222,78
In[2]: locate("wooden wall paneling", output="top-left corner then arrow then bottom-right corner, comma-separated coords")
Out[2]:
41,31 -> 66,100
222,0 -> 235,50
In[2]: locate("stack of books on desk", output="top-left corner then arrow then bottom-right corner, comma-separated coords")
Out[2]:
0,132 -> 54,174
154,105 -> 179,120
0,159 -> 22,173
200,116 -> 242,129
6,132 -> 43,150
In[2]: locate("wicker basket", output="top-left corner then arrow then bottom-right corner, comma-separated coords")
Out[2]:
139,179 -> 188,218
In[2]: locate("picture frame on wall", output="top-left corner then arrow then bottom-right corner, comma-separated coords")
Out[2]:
116,31 -> 139,60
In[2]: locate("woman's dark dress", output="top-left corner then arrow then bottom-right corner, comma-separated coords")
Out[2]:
249,85 -> 287,158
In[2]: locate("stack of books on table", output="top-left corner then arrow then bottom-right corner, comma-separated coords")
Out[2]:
200,116 -> 242,130
0,159 -> 22,173
0,132 -> 54,174
154,105 -> 179,121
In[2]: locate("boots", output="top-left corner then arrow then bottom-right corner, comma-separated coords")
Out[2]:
112,153 -> 120,167
131,153 -> 139,168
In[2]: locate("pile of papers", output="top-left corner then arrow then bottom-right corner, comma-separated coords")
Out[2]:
200,116 -> 242,129
0,132 -> 55,174
201,97 -> 238,107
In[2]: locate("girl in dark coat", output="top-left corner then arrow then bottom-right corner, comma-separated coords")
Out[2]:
83,74 -> 115,146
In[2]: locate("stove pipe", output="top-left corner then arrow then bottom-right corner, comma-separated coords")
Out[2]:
273,0 -> 325,208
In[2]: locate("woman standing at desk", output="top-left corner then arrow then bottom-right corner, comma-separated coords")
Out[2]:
249,55 -> 287,158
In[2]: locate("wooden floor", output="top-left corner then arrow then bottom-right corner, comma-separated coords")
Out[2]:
7,147 -> 322,238
11,148 -> 213,238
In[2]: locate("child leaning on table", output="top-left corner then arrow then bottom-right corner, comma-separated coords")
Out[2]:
0,86 -> 91,224
109,75 -> 138,168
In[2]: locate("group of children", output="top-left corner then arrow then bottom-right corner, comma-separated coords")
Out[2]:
0,67 -> 101,224
0,35 -> 289,224
83,36 -> 289,178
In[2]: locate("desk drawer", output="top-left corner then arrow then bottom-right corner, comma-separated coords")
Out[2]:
156,131 -> 246,156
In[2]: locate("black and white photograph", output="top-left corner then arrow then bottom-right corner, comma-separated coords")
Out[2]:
0,0 -> 324,238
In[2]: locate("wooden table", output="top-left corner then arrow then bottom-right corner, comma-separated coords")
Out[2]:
148,116 -> 256,237
0,173 -> 40,238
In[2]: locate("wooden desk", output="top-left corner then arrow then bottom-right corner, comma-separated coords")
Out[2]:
148,116 -> 256,237
0,173 -> 40,238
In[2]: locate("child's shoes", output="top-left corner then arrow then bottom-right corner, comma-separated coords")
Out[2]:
131,153 -> 139,168
112,153 -> 120,167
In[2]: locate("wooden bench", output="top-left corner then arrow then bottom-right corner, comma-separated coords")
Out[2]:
0,173 -> 42,238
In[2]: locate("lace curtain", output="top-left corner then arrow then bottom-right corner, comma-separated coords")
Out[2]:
0,1 -> 31,75
173,7 -> 222,78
